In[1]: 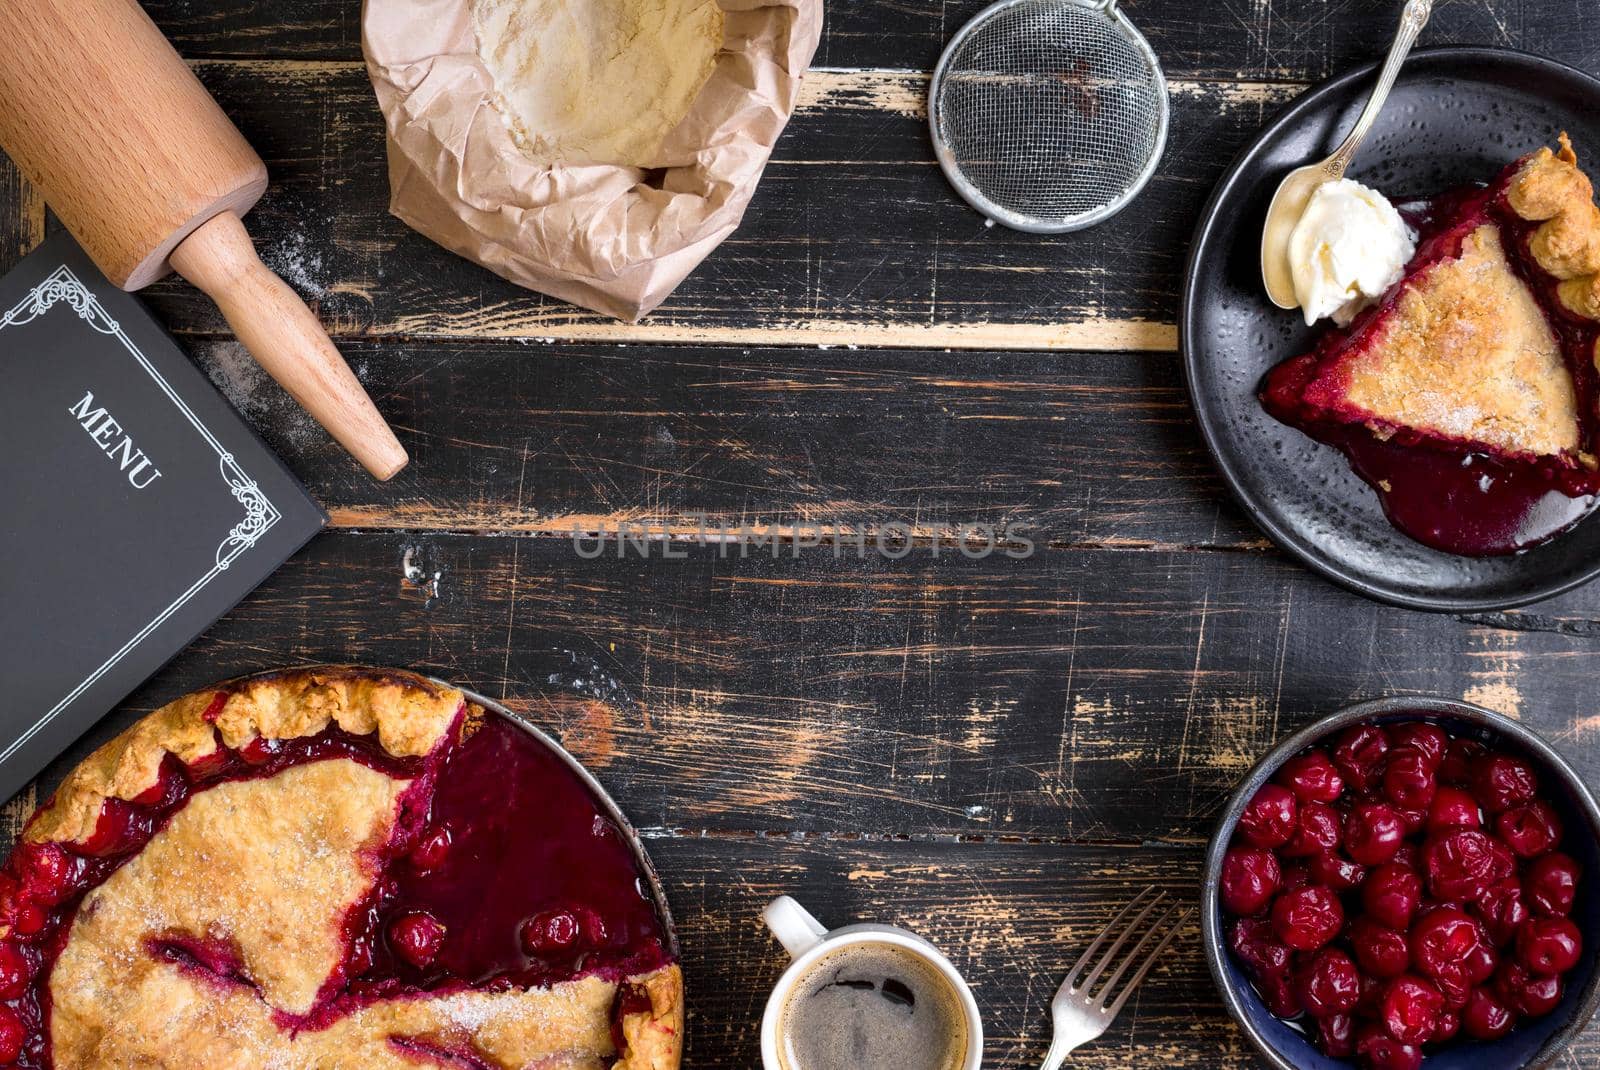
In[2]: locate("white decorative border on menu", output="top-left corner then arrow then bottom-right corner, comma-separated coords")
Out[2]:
0,266 -> 281,764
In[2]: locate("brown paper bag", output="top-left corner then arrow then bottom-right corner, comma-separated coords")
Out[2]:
362,0 -> 823,322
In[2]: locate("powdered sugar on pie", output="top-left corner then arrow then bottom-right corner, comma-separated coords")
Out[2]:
0,668 -> 682,1069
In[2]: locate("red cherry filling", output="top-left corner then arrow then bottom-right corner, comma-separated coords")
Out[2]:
609,981 -> 654,1054
372,718 -> 667,990
0,708 -> 674,1068
523,910 -> 579,955
15,845 -> 77,909
388,911 -> 446,968
1222,718 -> 1587,1068
407,826 -> 453,873
0,1005 -> 23,1064
237,736 -> 281,765
0,946 -> 28,1003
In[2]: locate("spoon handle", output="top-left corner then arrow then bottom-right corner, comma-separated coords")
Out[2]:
1326,0 -> 1432,177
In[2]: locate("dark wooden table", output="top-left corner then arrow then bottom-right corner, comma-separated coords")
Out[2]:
5,1 -> 1600,1065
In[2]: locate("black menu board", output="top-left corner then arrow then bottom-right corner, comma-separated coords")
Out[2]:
0,232 -> 325,801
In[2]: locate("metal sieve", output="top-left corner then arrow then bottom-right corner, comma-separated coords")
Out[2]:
929,0 -> 1170,233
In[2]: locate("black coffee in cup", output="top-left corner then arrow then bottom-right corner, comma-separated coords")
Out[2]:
776,941 -> 970,1070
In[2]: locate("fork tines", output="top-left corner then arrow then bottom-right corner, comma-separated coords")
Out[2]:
1058,886 -> 1190,1016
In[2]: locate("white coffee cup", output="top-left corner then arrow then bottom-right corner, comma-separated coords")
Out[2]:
760,895 -> 984,1070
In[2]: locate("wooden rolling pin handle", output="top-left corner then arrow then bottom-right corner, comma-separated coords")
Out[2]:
169,213 -> 408,481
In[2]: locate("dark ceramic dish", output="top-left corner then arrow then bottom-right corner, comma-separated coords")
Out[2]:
1181,48 -> 1600,612
1201,696 -> 1600,1070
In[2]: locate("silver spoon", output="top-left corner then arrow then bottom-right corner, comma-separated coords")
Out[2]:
1260,0 -> 1432,310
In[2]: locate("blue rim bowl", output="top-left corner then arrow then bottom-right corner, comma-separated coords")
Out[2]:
1202,696 -> 1600,1069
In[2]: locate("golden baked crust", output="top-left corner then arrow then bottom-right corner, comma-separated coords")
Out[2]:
1511,133 -> 1600,320
20,668 -> 680,1070
616,967 -> 687,1070
26,667 -> 463,846
1340,223 -> 1580,459
53,760 -> 411,1026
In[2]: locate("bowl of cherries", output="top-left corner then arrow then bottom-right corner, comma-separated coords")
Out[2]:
1202,696 -> 1600,1070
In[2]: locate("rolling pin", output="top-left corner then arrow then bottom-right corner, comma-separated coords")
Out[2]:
0,0 -> 408,480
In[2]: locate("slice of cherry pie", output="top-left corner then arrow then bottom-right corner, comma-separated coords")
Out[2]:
0,668 -> 682,1069
1262,134 -> 1600,554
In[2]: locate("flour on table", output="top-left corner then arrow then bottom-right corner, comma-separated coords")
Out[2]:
472,0 -> 724,167
201,343 -> 322,452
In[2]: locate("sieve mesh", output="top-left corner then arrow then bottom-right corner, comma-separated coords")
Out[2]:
931,0 -> 1168,230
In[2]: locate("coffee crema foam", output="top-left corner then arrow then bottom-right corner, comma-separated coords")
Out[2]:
777,941 -> 969,1070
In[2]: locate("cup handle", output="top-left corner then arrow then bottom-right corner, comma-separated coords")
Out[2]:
764,896 -> 829,959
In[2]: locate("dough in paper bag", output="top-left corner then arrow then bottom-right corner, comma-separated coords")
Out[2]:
362,0 -> 823,322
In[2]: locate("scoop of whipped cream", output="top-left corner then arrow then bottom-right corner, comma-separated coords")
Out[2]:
1288,178 -> 1416,326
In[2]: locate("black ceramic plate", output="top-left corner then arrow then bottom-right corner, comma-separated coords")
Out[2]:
1182,48 -> 1600,612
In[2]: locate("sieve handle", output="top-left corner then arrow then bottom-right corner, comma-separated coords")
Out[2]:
1327,0 -> 1432,177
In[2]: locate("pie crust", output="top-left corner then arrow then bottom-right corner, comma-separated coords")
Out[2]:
1266,135 -> 1600,467
0,668 -> 683,1070
1260,135 -> 1600,553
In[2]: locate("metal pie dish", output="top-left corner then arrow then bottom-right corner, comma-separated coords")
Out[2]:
1200,696 -> 1600,1070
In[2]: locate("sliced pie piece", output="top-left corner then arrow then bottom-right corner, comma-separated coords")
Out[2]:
1262,135 -> 1600,554
0,668 -> 682,1069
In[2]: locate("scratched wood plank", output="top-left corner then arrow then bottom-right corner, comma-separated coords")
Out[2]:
187,337 -> 1262,549
6,62 -> 1261,350
14,60 -> 1591,349
143,0 -> 1600,82
113,61 -> 1272,351
0,158 -> 43,267
15,531 -> 1595,847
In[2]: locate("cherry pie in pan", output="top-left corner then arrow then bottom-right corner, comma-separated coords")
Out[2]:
0,668 -> 682,1069
1263,135 -> 1600,555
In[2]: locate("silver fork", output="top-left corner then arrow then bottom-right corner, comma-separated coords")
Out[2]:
1040,887 -> 1193,1069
